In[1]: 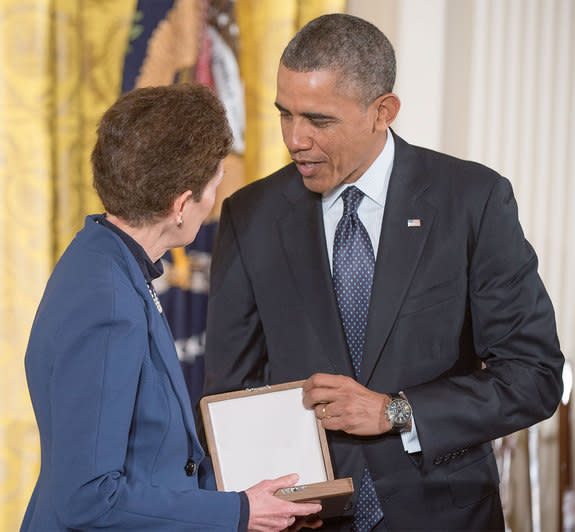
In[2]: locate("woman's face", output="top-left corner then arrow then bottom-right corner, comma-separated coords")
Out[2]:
181,161 -> 224,245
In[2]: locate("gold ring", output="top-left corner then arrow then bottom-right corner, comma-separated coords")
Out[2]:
321,406 -> 327,419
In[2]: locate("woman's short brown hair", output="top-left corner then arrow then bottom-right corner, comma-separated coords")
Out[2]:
92,83 -> 233,226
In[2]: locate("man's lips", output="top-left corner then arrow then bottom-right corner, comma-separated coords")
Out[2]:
293,159 -> 323,177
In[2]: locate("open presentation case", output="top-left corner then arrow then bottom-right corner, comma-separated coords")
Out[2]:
200,380 -> 354,519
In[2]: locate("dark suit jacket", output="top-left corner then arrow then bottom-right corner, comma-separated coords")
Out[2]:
22,216 -> 241,532
204,133 -> 564,531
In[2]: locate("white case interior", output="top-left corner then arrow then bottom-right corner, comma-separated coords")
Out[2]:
207,386 -> 328,491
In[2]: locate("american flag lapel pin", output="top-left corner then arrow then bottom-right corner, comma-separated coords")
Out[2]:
407,219 -> 421,227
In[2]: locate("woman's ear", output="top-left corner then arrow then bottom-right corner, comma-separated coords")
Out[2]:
374,93 -> 401,131
171,190 -> 193,226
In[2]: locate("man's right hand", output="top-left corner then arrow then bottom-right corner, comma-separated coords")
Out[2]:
246,474 -> 322,532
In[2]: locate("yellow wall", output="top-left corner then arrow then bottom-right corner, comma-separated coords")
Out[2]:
0,1 -> 134,528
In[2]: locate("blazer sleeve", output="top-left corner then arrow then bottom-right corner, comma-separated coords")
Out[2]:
204,198 -> 270,394
405,176 -> 564,467
47,260 -> 241,531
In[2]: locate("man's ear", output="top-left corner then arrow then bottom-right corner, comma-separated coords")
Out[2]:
374,93 -> 401,131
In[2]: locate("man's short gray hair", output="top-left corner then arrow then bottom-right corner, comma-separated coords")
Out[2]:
280,13 -> 396,107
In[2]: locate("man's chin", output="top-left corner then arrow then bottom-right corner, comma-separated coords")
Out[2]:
301,175 -> 332,195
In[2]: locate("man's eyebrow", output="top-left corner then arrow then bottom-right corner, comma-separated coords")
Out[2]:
302,112 -> 335,120
274,102 -> 335,121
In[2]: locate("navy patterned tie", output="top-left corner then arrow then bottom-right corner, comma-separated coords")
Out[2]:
333,186 -> 384,532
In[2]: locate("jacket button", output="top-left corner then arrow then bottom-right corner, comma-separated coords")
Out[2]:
184,459 -> 197,476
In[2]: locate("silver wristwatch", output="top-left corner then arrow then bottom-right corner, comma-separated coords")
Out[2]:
385,393 -> 412,434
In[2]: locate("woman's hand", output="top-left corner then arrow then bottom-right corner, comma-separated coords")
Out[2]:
246,474 -> 322,532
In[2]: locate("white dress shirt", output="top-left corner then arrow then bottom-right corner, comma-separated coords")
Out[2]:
321,130 -> 421,453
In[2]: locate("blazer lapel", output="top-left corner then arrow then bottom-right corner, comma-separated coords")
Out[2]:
149,307 -> 199,435
133,276 -> 200,450
277,171 -> 354,378
360,135 -> 436,386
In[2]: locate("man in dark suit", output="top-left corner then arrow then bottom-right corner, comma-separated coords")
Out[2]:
204,13 -> 564,532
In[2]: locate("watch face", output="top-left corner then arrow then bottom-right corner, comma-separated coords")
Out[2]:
388,399 -> 412,426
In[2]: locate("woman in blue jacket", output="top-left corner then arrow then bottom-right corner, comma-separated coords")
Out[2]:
21,84 -> 320,532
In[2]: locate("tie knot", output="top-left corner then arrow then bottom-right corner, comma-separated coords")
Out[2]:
341,186 -> 365,216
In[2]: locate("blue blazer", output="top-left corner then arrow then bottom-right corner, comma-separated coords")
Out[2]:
21,216 -> 241,531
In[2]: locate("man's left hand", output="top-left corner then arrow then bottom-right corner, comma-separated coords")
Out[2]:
302,373 -> 391,436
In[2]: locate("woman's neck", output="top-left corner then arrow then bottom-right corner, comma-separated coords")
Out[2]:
104,214 -> 170,263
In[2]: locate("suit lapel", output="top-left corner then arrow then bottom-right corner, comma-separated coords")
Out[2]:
277,170 -> 354,378
360,135 -> 435,386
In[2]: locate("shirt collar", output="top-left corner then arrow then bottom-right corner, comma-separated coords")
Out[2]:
322,129 -> 395,209
95,213 -> 164,282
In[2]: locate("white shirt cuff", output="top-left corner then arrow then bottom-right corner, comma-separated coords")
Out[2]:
400,416 -> 422,453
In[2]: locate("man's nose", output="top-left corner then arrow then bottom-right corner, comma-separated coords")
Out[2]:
283,120 -> 313,152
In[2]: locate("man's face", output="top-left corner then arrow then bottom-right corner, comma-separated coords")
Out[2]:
276,64 -> 387,195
